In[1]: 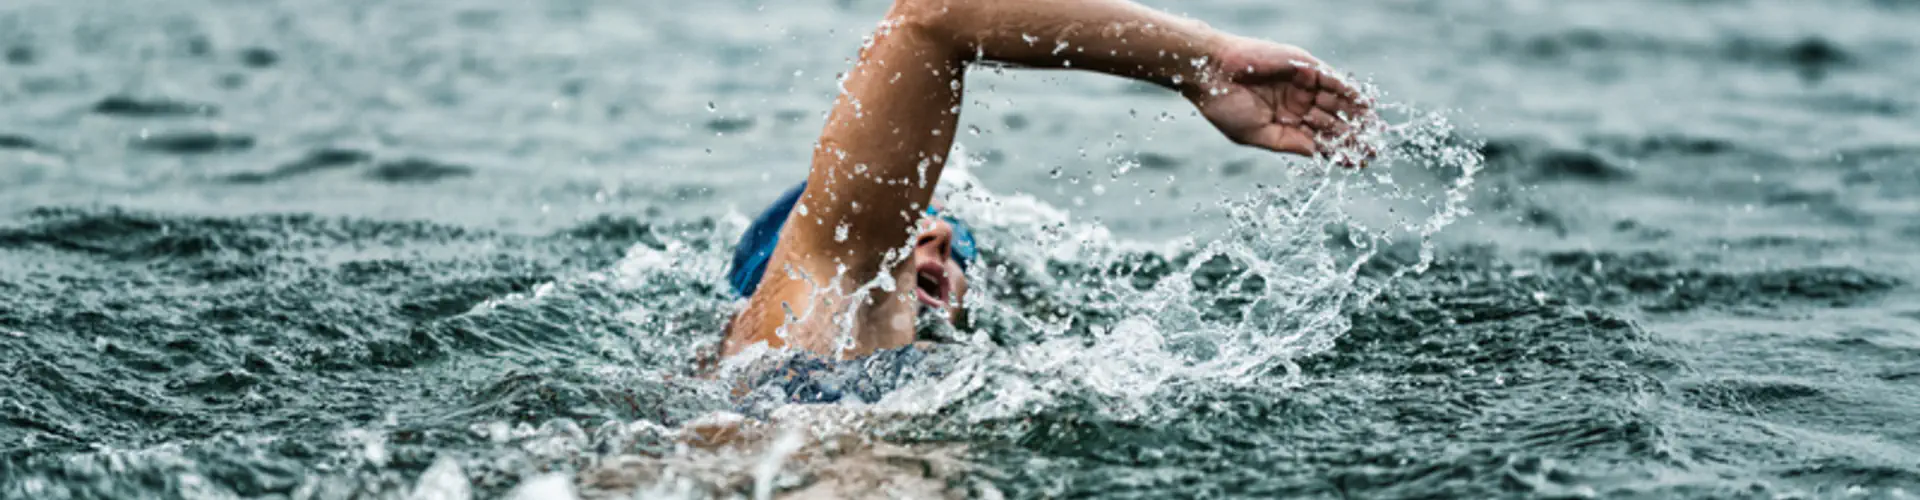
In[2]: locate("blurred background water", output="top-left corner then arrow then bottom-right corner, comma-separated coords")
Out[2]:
3,0 -> 1918,498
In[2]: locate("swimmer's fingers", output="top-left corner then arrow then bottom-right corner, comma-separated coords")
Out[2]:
1312,77 -> 1381,169
1257,127 -> 1367,169
1315,87 -> 1372,126
1302,108 -> 1370,168
1305,108 -> 1350,140
1313,68 -> 1367,110
1326,133 -> 1376,169
1276,61 -> 1371,168
1307,64 -> 1379,132
1247,126 -> 1318,158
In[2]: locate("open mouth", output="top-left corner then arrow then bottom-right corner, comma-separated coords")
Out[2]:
914,262 -> 949,310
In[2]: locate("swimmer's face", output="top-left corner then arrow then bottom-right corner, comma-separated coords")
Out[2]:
909,213 -> 970,324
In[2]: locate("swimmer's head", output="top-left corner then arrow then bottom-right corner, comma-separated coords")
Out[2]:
907,203 -> 975,325
728,181 -> 976,325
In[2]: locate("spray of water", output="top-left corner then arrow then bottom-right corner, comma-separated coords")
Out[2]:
877,89 -> 1482,425
448,86 -> 1483,496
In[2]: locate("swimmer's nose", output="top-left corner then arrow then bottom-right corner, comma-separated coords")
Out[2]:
915,218 -> 954,260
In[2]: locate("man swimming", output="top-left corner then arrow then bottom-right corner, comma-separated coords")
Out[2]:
719,0 -> 1372,361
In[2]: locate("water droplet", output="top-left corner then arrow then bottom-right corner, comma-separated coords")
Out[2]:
1049,167 -> 1063,179
706,102 -> 716,112
834,223 -> 850,242
967,125 -> 982,136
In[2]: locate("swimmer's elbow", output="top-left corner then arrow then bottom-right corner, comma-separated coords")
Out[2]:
886,0 -> 951,21
885,0 -> 964,43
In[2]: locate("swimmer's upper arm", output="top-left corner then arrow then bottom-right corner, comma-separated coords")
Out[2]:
723,4 -> 967,357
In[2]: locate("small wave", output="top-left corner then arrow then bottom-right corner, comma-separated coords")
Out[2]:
4,44 -> 33,65
237,47 -> 278,69
1481,137 -> 1633,183
703,116 -> 754,134
219,148 -> 372,185
1680,377 -> 1830,415
91,96 -> 219,118
1532,251 -> 1903,312
1492,29 -> 1855,75
129,131 -> 255,155
1586,134 -> 1739,158
0,208 -> 277,260
0,133 -> 40,150
366,158 -> 474,184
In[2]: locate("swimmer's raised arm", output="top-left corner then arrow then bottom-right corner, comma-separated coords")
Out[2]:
897,0 -> 1374,159
722,0 -> 1372,359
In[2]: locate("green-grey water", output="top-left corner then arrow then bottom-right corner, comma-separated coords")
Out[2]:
4,0 -> 1919,498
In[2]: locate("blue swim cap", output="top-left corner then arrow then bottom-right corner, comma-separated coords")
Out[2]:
727,181 -> 978,297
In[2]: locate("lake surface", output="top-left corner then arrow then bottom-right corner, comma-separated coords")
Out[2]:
4,0 -> 1918,498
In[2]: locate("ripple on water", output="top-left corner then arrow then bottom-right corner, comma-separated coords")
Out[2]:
1492,28 -> 1856,75
0,133 -> 40,150
1480,137 -> 1634,183
91,95 -> 219,118
237,47 -> 278,69
129,131 -> 255,155
1586,133 -> 1739,158
219,148 -> 372,185
1532,250 -> 1903,312
366,158 -> 475,184
0,207 -> 278,260
702,116 -> 754,134
1679,377 -> 1830,416
4,44 -> 34,65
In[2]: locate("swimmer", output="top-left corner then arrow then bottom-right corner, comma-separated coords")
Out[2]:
720,0 -> 1373,361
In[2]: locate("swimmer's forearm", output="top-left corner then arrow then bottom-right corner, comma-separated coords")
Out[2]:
896,0 -> 1222,93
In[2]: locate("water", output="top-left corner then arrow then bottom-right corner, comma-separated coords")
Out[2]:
4,0 -> 1919,498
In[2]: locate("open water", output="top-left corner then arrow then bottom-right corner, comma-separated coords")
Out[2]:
3,0 -> 1919,498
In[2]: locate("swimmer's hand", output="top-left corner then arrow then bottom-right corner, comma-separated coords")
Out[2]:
1189,36 -> 1377,168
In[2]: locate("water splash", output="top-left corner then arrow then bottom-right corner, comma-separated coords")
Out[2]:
346,89 -> 1485,496
905,89 -> 1482,422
